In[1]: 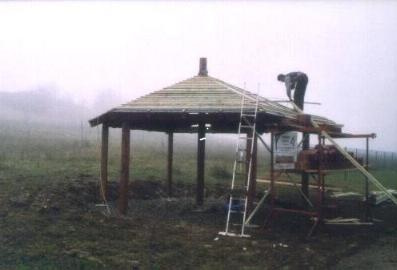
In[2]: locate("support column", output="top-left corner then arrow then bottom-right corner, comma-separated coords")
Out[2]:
196,122 -> 206,206
365,137 -> 371,221
118,123 -> 130,215
264,132 -> 275,228
270,133 -> 275,203
100,124 -> 109,200
301,132 -> 310,207
317,134 -> 324,219
247,132 -> 258,214
167,131 -> 174,197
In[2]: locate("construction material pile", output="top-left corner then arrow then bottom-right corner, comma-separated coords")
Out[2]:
296,145 -> 363,171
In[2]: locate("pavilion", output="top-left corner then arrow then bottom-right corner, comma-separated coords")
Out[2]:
89,58 -> 342,214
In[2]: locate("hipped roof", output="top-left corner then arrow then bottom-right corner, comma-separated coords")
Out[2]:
89,59 -> 342,134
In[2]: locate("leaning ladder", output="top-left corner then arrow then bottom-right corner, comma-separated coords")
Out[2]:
219,92 -> 259,237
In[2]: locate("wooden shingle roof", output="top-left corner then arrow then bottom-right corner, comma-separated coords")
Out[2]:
114,75 -> 297,118
89,58 -> 341,133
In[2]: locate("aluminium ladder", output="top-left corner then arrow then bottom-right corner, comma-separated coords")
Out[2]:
219,92 -> 259,237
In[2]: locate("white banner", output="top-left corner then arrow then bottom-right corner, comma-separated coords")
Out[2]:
274,132 -> 298,170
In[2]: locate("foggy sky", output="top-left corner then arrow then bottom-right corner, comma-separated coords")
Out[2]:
0,1 -> 396,151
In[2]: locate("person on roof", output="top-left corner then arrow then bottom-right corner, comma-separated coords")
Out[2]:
277,72 -> 308,110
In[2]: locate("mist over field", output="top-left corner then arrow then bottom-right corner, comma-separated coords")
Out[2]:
0,87 -> 239,155
1,1 -> 396,151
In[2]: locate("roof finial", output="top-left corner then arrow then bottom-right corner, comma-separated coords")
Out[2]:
198,58 -> 208,76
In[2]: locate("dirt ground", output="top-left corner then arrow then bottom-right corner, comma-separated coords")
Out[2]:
1,177 -> 396,269
333,235 -> 397,270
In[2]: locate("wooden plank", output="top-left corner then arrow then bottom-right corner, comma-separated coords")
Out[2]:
118,123 -> 130,215
100,124 -> 109,200
322,131 -> 397,204
196,122 -> 206,206
167,131 -> 174,197
256,179 -> 341,191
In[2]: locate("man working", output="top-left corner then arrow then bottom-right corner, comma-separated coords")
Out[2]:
277,71 -> 310,207
277,72 -> 308,109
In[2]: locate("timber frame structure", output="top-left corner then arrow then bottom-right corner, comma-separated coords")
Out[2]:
257,132 -> 377,236
90,58 -> 356,215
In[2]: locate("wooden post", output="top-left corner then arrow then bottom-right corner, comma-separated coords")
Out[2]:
247,132 -> 258,214
118,123 -> 130,215
270,133 -> 275,206
100,124 -> 109,200
167,131 -> 174,197
365,137 -> 370,221
264,132 -> 275,228
301,132 -> 310,207
196,122 -> 206,206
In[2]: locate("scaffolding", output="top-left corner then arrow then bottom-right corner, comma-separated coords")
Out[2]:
244,102 -> 397,236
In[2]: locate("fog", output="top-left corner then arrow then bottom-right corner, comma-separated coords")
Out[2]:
0,1 -> 396,151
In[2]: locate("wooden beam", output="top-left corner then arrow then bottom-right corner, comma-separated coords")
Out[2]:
167,131 -> 174,197
256,179 -> 341,191
118,123 -> 130,215
196,122 -> 206,206
100,124 -> 109,200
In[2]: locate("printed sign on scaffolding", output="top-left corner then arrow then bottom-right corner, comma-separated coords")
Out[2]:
274,132 -> 298,170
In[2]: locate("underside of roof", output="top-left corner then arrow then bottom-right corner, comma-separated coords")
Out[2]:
89,60 -> 342,134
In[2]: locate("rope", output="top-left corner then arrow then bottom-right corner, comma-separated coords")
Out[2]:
96,125 -> 111,215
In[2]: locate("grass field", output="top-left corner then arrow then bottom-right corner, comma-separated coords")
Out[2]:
1,123 -> 395,193
0,123 -> 396,269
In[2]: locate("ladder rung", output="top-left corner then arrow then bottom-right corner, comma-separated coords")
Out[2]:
229,210 -> 244,214
241,113 -> 256,117
238,136 -> 254,140
231,197 -> 246,202
240,125 -> 254,129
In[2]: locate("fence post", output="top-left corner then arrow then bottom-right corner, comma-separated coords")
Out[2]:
375,151 -> 378,169
383,152 -> 387,168
344,147 -> 348,181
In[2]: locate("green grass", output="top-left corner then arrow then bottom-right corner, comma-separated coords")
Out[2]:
0,128 -> 396,194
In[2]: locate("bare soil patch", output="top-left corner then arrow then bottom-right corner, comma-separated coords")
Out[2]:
1,178 -> 396,269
